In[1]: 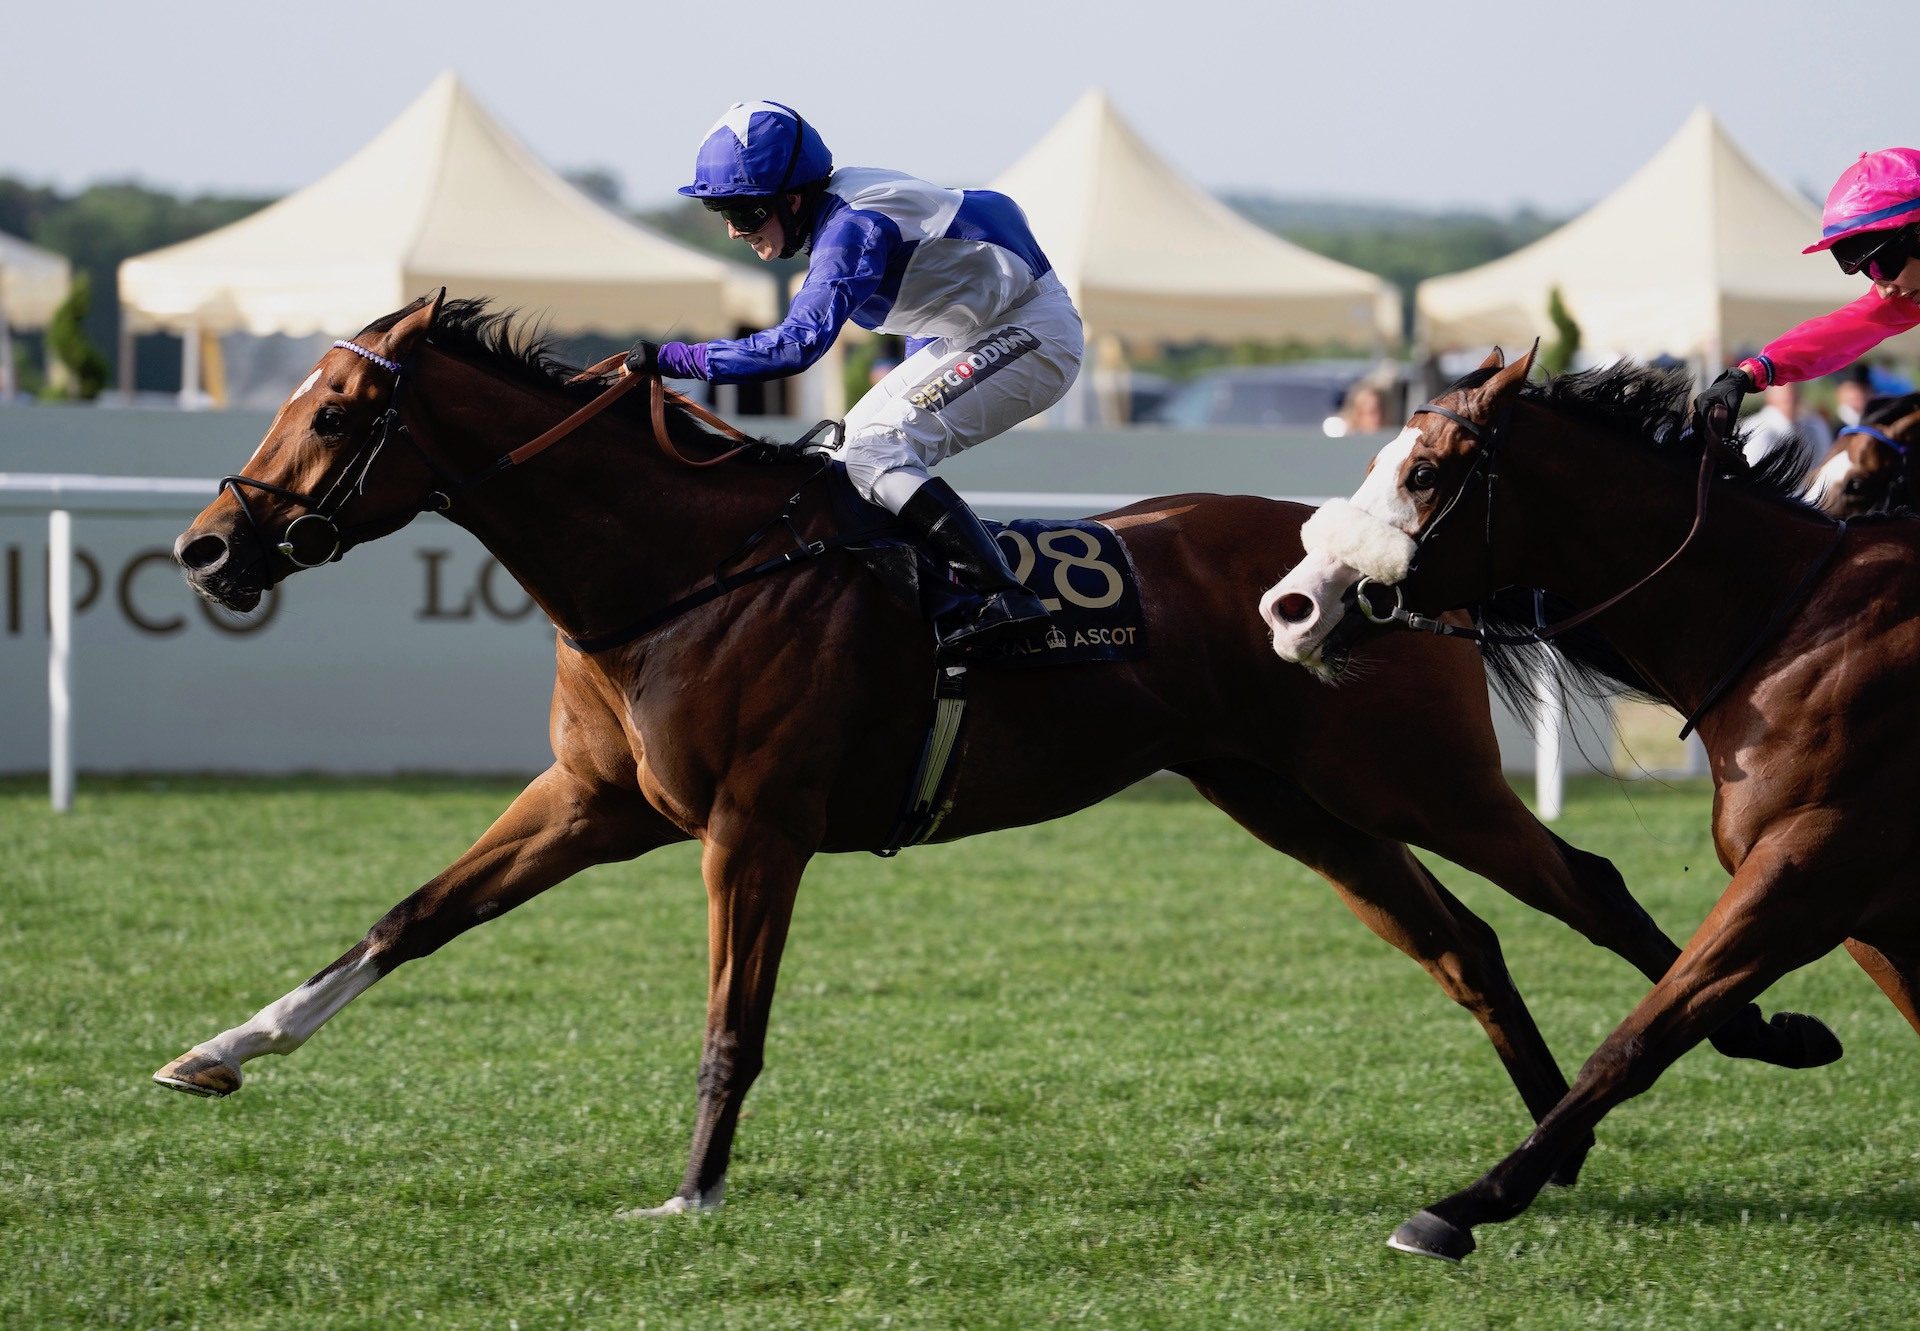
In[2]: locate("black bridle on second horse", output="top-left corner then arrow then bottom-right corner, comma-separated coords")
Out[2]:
1351,396 -> 1850,739
1834,422 -> 1912,513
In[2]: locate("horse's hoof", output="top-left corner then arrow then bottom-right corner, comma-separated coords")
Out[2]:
1387,1210 -> 1476,1262
615,1183 -> 724,1220
1548,1134 -> 1595,1189
1710,1007 -> 1842,1069
1765,1012 -> 1843,1068
153,1049 -> 241,1098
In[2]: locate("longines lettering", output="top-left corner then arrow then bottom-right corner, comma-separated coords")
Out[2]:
1,543 -> 277,637
416,549 -> 539,623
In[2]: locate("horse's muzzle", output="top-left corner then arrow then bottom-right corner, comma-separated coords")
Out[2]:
175,526 -> 265,612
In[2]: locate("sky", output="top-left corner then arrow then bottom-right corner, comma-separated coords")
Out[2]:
2,0 -> 1910,215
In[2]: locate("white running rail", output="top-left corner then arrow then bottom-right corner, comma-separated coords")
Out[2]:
0,474 -> 1567,819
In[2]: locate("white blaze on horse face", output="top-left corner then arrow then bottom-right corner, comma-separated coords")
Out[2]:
292,368 -> 322,400
195,950 -> 382,1068
1350,427 -> 1423,531
1805,449 -> 1856,509
1264,427 -> 1424,669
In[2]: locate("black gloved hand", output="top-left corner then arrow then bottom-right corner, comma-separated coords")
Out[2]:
622,339 -> 661,376
1694,367 -> 1753,433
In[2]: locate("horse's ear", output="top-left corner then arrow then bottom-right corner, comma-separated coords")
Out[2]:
1477,346 -> 1506,372
1478,339 -> 1538,402
377,288 -> 447,363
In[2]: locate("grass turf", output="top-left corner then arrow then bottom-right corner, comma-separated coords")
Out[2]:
1,774 -> 1914,1329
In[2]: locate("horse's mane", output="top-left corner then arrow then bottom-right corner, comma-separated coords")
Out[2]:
1436,359 -> 1825,720
359,297 -> 754,446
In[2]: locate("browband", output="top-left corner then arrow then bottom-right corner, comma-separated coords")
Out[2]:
332,340 -> 404,375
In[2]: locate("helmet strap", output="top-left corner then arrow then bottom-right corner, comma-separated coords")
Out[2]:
770,104 -> 808,260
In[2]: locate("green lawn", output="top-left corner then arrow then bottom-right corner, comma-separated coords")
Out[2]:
2,775 -> 1914,1329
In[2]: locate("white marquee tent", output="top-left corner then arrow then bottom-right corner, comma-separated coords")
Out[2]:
1,229 -> 73,396
119,72 -> 775,394
988,89 -> 1400,348
1416,107 -> 1920,367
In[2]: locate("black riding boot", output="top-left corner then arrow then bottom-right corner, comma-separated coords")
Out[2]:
898,478 -> 1051,652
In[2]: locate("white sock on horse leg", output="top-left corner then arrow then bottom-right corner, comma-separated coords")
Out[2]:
199,951 -> 382,1065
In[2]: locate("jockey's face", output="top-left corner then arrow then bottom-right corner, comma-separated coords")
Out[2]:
725,192 -> 804,262
1873,254 -> 1920,305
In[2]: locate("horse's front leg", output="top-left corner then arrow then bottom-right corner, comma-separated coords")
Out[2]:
620,817 -> 810,1217
1387,832 -> 1860,1261
154,765 -> 682,1096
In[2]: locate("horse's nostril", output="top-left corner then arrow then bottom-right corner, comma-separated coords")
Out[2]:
176,532 -> 229,573
1275,592 -> 1316,624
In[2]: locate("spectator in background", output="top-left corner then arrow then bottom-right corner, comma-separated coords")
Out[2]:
1741,380 -> 1833,470
1339,382 -> 1387,435
1835,364 -> 1872,427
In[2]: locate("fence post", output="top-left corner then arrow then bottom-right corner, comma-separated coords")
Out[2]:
48,507 -> 73,812
1533,654 -> 1564,821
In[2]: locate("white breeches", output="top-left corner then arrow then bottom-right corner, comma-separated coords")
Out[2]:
836,273 -> 1084,512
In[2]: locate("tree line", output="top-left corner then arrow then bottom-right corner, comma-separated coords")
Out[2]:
1,172 -> 1561,396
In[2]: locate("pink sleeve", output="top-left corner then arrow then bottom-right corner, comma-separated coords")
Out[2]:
1739,291 -> 1920,387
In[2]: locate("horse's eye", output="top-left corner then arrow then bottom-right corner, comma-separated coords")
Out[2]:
1407,462 -> 1440,493
313,405 -> 349,440
1844,478 -> 1866,496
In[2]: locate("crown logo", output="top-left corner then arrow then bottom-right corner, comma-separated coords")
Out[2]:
1045,626 -> 1069,650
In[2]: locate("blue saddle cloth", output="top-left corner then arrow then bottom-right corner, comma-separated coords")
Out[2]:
826,465 -> 1149,668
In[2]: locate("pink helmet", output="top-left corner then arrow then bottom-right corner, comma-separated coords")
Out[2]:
1803,147 -> 1920,254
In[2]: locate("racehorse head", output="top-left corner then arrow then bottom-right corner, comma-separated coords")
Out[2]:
1805,392 -> 1920,518
1260,346 -> 1535,678
174,292 -> 447,612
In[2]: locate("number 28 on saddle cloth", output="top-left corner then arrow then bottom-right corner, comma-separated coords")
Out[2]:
821,465 -> 1149,666
944,518 -> 1149,666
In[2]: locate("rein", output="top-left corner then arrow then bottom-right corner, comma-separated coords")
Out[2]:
1354,396 -> 1852,738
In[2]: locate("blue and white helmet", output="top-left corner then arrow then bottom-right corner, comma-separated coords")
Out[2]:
678,100 -> 833,200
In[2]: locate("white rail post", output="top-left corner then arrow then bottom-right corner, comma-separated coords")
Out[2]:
48,508 -> 73,812
1533,654 -> 1564,822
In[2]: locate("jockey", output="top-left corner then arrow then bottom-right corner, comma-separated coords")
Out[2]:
625,100 -> 1084,652
1697,148 -> 1920,428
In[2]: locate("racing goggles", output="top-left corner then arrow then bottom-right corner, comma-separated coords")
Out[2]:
703,196 -> 777,234
1832,224 -> 1918,282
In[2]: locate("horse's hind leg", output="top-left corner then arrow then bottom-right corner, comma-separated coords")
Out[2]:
1390,835 -> 1856,1261
1179,761 -> 1589,1182
1390,786 -> 1840,1070
154,765 -> 683,1097
1845,937 -> 1920,1038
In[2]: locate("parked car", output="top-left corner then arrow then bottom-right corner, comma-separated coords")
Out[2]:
1143,361 -> 1402,434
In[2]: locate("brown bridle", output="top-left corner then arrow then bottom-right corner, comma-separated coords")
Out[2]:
218,340 -> 765,577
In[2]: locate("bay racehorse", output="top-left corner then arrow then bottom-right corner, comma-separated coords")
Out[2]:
157,297 -> 1828,1217
1263,347 -> 1919,1260
1806,391 -> 1920,517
